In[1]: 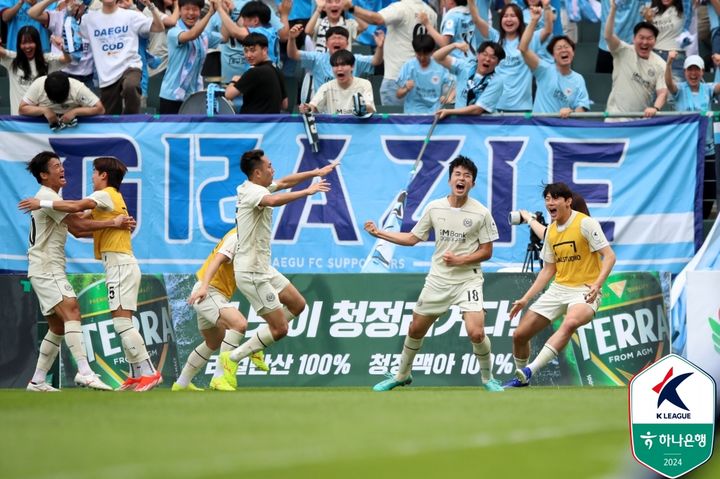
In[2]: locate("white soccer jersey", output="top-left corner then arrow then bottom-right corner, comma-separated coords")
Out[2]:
411,196 -> 499,284
27,186 -> 69,277
233,181 -> 278,273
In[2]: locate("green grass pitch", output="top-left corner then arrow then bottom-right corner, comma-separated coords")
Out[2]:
0,387 -> 716,479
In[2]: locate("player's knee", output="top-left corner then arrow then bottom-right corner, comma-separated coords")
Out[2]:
467,328 -> 486,343
512,327 -> 531,345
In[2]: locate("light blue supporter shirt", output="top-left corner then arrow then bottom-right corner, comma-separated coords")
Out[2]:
441,6 -> 475,59
532,59 -> 590,113
673,82 -> 717,155
160,21 -> 221,101
598,0 -> 643,52
468,70 -> 504,113
448,55 -> 477,108
486,28 -> 537,111
0,1 -> 52,52
299,50 -> 375,95
396,57 -> 452,113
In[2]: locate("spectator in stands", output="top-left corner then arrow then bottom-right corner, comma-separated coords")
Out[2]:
225,32 -> 287,113
665,52 -> 720,217
643,0 -> 686,83
214,0 -> 289,69
28,0 -> 96,89
433,40 -> 477,108
158,0 -> 220,114
19,71 -> 104,128
346,0 -> 437,107
519,6 -> 590,116
596,0 -> 643,74
287,24 -> 383,98
605,0 -> 667,118
0,25 -> 69,115
210,0 -> 286,83
145,0 -> 181,77
306,0 -> 366,52
79,0 -> 165,114
435,40 -> 505,118
396,34 -> 453,113
1,0 -> 53,53
299,49 -> 376,114
415,0 -> 474,56
468,0 -> 552,112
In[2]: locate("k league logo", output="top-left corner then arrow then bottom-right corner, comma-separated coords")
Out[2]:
629,354 -> 716,478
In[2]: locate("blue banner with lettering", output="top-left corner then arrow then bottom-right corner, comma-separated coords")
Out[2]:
0,114 -> 705,274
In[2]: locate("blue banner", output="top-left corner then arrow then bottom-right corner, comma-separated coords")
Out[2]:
0,114 -> 705,274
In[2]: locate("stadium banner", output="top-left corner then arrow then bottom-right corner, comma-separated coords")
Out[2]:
686,271 -> 720,409
59,274 -> 181,388
165,271 -> 671,388
0,114 -> 705,275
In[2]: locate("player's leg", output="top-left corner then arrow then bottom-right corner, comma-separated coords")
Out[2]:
27,312 -> 64,392
458,278 -> 502,391
107,263 -> 159,391
209,302 -> 250,391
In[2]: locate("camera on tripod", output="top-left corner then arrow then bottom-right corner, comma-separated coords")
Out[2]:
508,210 -> 547,272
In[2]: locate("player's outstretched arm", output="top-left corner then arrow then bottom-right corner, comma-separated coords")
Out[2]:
364,220 -> 421,246
18,197 -> 97,214
64,213 -> 135,238
261,179 -> 331,207
274,161 -> 340,190
188,252 -> 230,305
509,262 -> 556,318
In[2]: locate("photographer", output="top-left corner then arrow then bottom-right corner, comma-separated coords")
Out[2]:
505,183 -> 615,388
516,192 -> 590,241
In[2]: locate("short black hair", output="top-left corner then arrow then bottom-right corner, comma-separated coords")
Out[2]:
93,156 -> 127,190
547,35 -> 575,55
240,1 -> 271,25
542,182 -> 573,200
179,0 -> 204,8
325,26 -> 350,40
243,32 -> 269,48
478,41 -> 506,62
44,71 -> 70,105
633,21 -> 659,38
412,34 -> 435,53
454,0 -> 468,5
330,49 -> 355,67
27,151 -> 59,184
240,149 -> 265,178
449,155 -> 477,182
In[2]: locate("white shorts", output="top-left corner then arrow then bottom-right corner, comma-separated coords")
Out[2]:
414,276 -> 485,317
104,262 -> 141,312
529,282 -> 601,321
235,267 -> 290,316
191,281 -> 235,330
29,272 -> 77,316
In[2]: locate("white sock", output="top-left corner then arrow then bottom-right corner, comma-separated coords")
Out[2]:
528,344 -> 559,375
249,307 -> 296,346
282,306 -> 297,322
31,331 -> 62,384
177,342 -> 214,387
514,356 -> 529,370
64,321 -> 93,376
214,330 -> 245,379
113,317 -> 150,365
134,359 -> 156,376
229,328 -> 275,362
397,336 -> 423,380
472,336 -> 493,383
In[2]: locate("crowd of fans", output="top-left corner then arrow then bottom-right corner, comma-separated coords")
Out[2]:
2,0 -> 720,119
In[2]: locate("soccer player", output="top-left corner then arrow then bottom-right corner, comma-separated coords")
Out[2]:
504,183 -> 616,387
176,227 -> 269,392
19,157 -> 162,392
217,149 -> 337,385
365,155 -> 504,392
19,151 -> 132,392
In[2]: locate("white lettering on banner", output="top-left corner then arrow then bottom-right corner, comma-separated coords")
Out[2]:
81,307 -> 174,361
575,305 -> 669,360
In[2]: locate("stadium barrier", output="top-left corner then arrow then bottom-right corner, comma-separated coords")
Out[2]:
0,272 -> 671,388
0,114 -> 706,275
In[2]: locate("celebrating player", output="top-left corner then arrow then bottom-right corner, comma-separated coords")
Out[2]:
176,227 -> 269,392
18,151 -> 132,392
365,155 -> 504,392
19,156 -> 162,392
218,149 -> 338,385
504,182 -> 616,387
